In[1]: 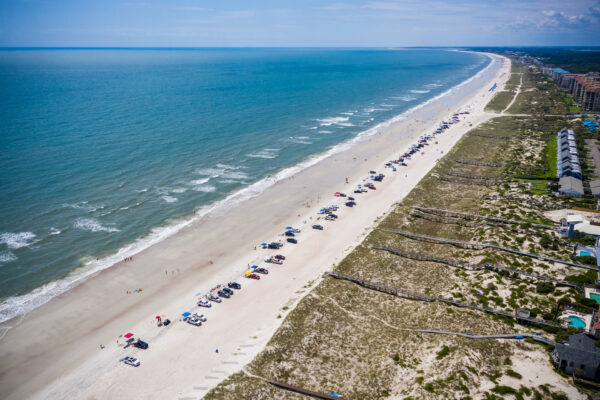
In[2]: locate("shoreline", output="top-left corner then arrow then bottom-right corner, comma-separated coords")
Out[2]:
0,52 -> 509,400
0,50 -> 493,325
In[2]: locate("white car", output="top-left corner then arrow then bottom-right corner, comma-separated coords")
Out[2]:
186,317 -> 202,326
197,300 -> 212,308
193,313 -> 207,322
208,295 -> 222,303
123,356 -> 140,367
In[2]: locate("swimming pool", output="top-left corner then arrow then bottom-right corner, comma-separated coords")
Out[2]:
568,316 -> 587,329
590,293 -> 600,304
580,251 -> 592,257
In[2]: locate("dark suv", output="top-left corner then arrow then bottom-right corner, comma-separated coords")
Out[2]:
228,282 -> 241,290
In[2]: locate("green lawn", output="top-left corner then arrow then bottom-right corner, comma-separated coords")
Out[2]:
545,135 -> 557,178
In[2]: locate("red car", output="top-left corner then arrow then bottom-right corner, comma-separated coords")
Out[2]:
247,273 -> 261,280
368,186 -> 376,190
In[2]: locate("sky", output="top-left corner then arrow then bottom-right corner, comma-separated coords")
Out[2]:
1,0 -> 600,47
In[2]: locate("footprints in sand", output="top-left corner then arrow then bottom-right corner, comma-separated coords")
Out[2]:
182,331 -> 262,399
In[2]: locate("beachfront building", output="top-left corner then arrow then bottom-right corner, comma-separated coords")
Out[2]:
590,180 -> 600,197
560,213 -> 600,266
551,68 -> 570,81
543,67 -> 600,112
551,333 -> 600,380
557,128 -> 584,197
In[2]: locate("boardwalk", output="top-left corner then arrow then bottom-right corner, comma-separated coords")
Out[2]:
368,244 -> 580,289
267,380 -> 348,400
325,271 -> 563,328
417,329 -> 555,346
411,206 -> 555,230
379,228 -> 598,271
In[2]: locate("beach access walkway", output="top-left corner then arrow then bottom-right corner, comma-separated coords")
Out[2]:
324,271 -> 563,328
379,228 -> 598,271
416,329 -> 555,346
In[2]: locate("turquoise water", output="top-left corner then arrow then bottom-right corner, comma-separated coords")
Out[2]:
0,48 -> 489,321
590,293 -> 600,304
580,251 -> 592,256
569,316 -> 587,329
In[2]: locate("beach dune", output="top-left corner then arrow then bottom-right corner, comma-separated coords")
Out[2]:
0,53 -> 509,400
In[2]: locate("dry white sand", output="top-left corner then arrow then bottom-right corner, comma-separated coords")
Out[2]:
0,53 -> 510,400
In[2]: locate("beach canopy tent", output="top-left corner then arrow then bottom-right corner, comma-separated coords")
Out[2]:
285,227 -> 293,230
251,265 -> 258,269
124,333 -> 134,338
244,271 -> 252,275
182,312 -> 191,317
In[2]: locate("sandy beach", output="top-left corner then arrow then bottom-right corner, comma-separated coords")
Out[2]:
0,52 -> 510,400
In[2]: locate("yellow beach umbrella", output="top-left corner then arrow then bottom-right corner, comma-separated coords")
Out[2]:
244,271 -> 252,276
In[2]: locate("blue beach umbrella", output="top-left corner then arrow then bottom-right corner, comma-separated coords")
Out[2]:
182,312 -> 191,317
285,227 -> 293,230
251,265 -> 258,269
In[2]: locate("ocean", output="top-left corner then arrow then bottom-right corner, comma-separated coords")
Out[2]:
0,48 -> 489,322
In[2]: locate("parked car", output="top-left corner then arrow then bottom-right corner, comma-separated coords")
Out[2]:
345,201 -> 356,207
284,231 -> 295,237
287,238 -> 298,244
209,295 -> 222,303
265,256 -> 282,264
268,242 -> 283,249
354,189 -> 362,194
197,299 -> 212,308
134,339 -> 148,350
222,287 -> 234,295
186,317 -> 202,326
274,254 -> 286,260
247,273 -> 261,280
193,313 -> 207,322
217,290 -> 230,298
255,267 -> 269,274
123,356 -> 140,367
228,282 -> 241,290
348,197 -> 355,201
312,224 -> 323,230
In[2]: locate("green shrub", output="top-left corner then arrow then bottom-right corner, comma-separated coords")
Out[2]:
437,345 -> 450,360
424,383 -> 435,392
536,281 -> 554,294
506,369 -> 522,379
492,385 -> 518,395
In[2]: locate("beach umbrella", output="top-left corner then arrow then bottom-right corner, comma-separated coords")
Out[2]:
155,316 -> 161,319
124,333 -> 134,339
182,312 -> 191,317
285,227 -> 293,230
244,271 -> 252,276
251,265 -> 258,269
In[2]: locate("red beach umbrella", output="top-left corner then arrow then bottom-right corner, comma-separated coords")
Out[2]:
124,333 -> 134,339
155,316 -> 161,319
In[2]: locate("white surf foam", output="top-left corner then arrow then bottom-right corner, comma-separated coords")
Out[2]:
162,196 -> 178,203
317,116 -> 350,126
0,232 -> 37,249
50,228 -> 61,235
192,184 -> 216,193
318,130 -> 333,134
410,89 -> 430,94
0,52 -> 498,325
74,218 -> 120,233
248,148 -> 280,159
191,178 -> 210,185
0,251 -> 17,264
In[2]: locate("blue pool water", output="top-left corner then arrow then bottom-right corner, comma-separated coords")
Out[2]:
569,316 -> 587,329
0,48 -> 490,321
